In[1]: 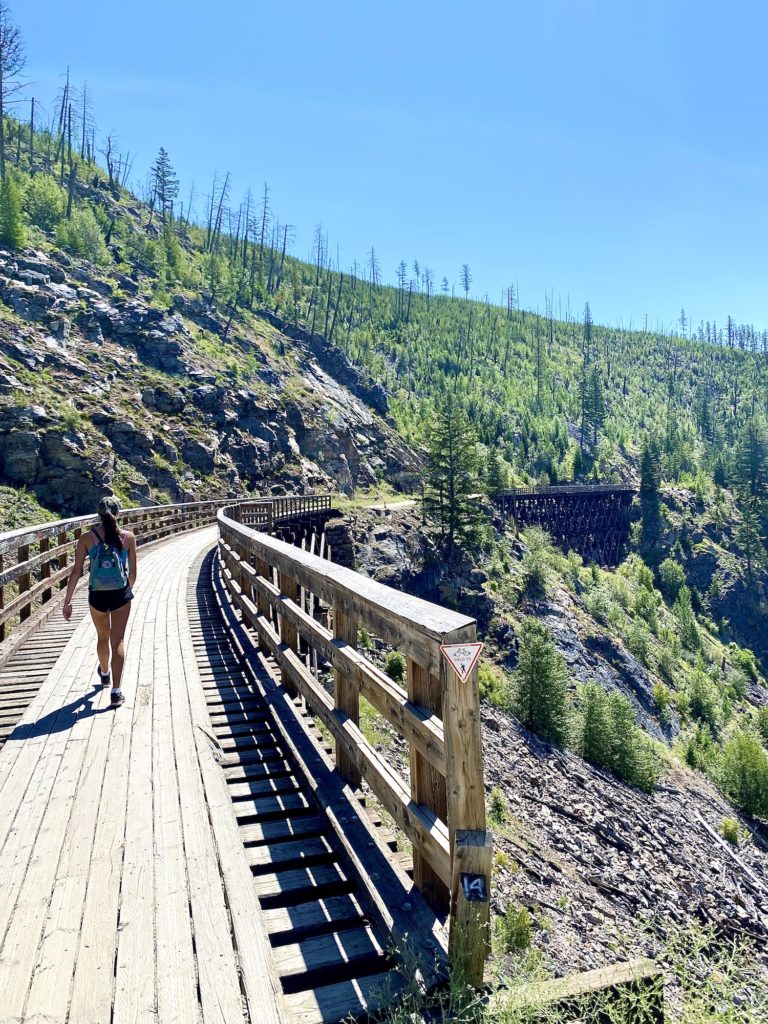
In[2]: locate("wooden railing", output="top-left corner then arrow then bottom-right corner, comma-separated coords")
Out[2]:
217,500 -> 492,984
499,484 -> 636,498
0,498 -> 233,662
231,494 -> 333,532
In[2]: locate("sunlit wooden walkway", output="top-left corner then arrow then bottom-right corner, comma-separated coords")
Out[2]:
0,499 -> 493,1023
0,528 -> 290,1024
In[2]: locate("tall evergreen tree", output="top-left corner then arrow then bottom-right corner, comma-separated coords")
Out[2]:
485,448 -> 508,498
639,437 -> 661,493
149,147 -> 179,225
512,618 -> 570,746
735,497 -> 766,579
424,392 -> 483,549
734,417 -> 768,499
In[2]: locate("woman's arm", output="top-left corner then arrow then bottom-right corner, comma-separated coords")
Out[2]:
126,532 -> 138,588
62,534 -> 89,621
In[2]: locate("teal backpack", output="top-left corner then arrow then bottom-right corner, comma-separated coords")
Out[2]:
89,532 -> 129,591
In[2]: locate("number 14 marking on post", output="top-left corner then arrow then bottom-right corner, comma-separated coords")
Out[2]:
440,642 -> 484,682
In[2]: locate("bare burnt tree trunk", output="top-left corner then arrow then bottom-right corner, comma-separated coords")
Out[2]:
28,96 -> 33,174
328,272 -> 344,344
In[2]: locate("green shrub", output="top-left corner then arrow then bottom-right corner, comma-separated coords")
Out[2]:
23,173 -> 66,231
731,646 -> 758,682
512,617 -> 570,746
576,684 -> 660,791
0,173 -> 26,248
659,557 -> 686,600
521,526 -> 553,595
488,786 -> 508,826
477,662 -> 512,708
688,668 -> 720,730
626,620 -> 650,664
674,585 -> 700,651
56,206 -> 110,266
721,817 -> 740,845
586,585 -> 622,628
685,723 -> 716,771
658,647 -> 677,685
383,650 -> 405,683
652,682 -> 671,714
757,707 -> 768,746
357,627 -> 371,649
494,904 -> 532,953
718,730 -> 768,818
633,586 -> 659,632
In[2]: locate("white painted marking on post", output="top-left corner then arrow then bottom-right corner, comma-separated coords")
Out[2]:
440,642 -> 484,682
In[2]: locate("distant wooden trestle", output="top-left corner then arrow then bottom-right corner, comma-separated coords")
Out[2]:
496,484 -> 637,565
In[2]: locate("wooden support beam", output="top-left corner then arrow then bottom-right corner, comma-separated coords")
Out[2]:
279,572 -> 300,698
17,544 -> 30,622
408,658 -> 448,912
490,957 -> 664,1023
442,635 -> 492,987
334,606 -> 360,787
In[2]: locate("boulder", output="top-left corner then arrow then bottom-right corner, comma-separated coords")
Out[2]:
182,437 -> 217,474
152,387 -> 186,414
0,429 -> 40,481
191,385 -> 222,412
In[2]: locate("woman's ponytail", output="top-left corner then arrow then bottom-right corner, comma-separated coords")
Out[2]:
100,510 -> 123,551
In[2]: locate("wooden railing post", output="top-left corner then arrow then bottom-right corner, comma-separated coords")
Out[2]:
407,658 -> 449,912
17,544 -> 30,621
255,556 -> 271,625
57,530 -> 68,590
279,572 -> 300,698
0,554 -> 4,642
441,628 -> 492,987
39,537 -> 51,604
333,605 -> 360,787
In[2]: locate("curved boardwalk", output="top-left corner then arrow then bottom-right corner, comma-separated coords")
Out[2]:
0,510 -> 486,1024
0,528 -> 289,1024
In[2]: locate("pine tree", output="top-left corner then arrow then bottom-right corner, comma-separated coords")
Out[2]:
0,172 -> 25,248
639,437 -> 661,493
578,684 -> 611,767
733,417 -> 768,499
512,618 -> 570,746
149,147 -> 179,225
673,585 -> 700,651
735,497 -> 766,579
485,448 -> 508,498
424,392 -> 484,549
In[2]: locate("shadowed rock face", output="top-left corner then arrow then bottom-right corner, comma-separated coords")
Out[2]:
0,242 -> 421,515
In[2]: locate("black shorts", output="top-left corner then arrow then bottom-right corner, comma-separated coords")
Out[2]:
88,586 -> 134,613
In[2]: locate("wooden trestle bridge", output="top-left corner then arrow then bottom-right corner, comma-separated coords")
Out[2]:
0,495 -> 491,1024
496,484 -> 637,565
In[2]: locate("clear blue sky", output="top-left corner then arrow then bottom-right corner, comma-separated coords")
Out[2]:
21,1 -> 768,332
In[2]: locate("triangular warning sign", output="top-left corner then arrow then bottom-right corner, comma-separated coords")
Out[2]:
440,642 -> 484,682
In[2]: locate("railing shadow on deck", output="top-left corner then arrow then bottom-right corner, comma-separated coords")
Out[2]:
216,500 -> 493,986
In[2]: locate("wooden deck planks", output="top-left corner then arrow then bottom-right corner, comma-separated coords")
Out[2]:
0,526 -> 280,1024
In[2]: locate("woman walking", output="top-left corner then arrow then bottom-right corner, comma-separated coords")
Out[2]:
63,496 -> 138,707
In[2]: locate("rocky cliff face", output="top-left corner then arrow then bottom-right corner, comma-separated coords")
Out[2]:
0,244 -> 421,515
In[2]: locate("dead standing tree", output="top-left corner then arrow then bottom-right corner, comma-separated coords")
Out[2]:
0,2 -> 25,180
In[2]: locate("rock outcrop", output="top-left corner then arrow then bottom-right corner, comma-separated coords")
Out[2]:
0,243 -> 421,514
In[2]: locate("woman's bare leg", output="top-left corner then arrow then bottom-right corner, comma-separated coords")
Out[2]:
109,602 -> 132,688
89,607 -> 110,674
